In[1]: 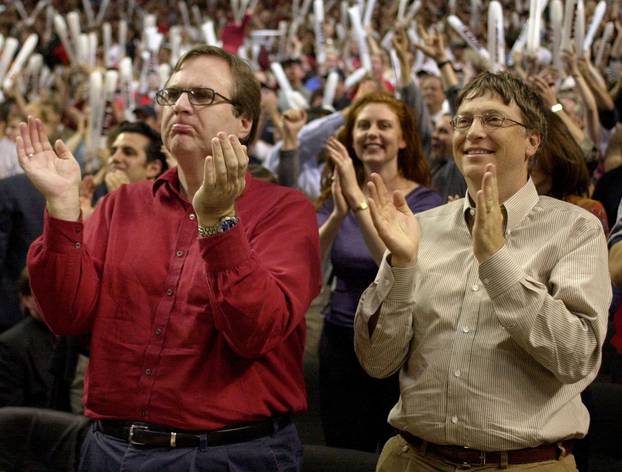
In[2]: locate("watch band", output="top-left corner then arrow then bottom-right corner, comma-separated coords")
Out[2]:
198,216 -> 240,239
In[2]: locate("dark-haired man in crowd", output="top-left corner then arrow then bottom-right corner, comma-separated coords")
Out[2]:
81,120 -> 169,218
355,72 -> 610,471
107,120 -> 167,183
18,45 -> 320,471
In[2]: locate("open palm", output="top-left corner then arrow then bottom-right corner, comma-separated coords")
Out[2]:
367,173 -> 420,266
16,117 -> 82,220
16,117 -> 82,196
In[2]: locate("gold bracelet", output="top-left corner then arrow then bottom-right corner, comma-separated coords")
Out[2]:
353,201 -> 369,213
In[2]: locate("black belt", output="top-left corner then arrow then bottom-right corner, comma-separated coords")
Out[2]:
97,415 -> 291,448
399,430 -> 574,467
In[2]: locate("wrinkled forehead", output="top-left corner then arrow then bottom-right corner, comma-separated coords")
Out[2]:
457,91 -> 519,116
166,55 -> 233,90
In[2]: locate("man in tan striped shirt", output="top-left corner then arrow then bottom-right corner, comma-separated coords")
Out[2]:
354,72 -> 611,471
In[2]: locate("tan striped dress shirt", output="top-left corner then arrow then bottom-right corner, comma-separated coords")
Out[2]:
354,179 -> 611,451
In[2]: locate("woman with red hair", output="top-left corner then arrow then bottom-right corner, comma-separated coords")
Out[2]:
316,91 -> 441,452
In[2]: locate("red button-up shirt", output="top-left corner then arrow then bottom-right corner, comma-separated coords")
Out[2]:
28,169 -> 321,430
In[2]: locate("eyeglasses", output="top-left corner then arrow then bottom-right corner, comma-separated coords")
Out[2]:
155,87 -> 236,107
450,112 -> 527,131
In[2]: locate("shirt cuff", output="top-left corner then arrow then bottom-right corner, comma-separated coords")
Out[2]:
387,256 -> 417,302
478,245 -> 524,299
43,210 -> 84,253
198,220 -> 252,272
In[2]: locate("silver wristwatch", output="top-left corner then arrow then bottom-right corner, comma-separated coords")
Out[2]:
197,216 -> 240,239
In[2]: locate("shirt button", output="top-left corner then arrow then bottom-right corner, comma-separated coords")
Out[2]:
462,326 -> 470,333
189,213 -> 196,220
75,228 -> 81,234
483,278 -> 490,285
454,370 -> 461,377
166,288 -> 174,296
471,284 -> 479,292
145,368 -> 152,376
176,250 -> 184,257
155,328 -> 162,336
74,242 -> 81,249
401,445 -> 409,453
451,416 -> 458,424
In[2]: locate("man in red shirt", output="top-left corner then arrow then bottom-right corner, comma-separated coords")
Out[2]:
16,45 -> 321,471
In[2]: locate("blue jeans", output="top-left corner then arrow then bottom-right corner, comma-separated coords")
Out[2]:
78,421 -> 303,471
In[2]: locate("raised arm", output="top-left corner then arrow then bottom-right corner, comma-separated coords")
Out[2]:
277,108 -> 307,187
562,49 -> 603,148
194,133 -> 321,358
579,55 -> 615,112
415,27 -> 459,92
318,170 -> 349,261
322,137 -> 389,264
531,74 -> 586,146
21,118 -> 102,334
353,173 -> 421,376
366,173 -> 421,268
264,111 -> 344,199
393,28 -> 433,156
16,117 -> 82,222
414,26 -> 461,119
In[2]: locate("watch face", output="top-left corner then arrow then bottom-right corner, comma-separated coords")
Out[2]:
219,216 -> 239,232
198,216 -> 239,238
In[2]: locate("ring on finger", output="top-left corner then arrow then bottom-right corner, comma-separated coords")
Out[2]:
27,152 -> 34,158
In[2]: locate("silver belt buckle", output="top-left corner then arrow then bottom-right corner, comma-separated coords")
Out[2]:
129,424 -> 149,446
460,451 -> 486,468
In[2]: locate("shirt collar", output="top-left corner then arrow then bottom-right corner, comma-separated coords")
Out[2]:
152,167 -> 182,198
462,178 -> 539,233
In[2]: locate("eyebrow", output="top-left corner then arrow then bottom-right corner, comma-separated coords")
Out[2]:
356,118 -> 394,124
111,145 -> 138,154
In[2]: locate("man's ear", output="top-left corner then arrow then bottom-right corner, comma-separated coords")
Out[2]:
525,132 -> 541,159
146,160 -> 162,179
237,115 -> 253,143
